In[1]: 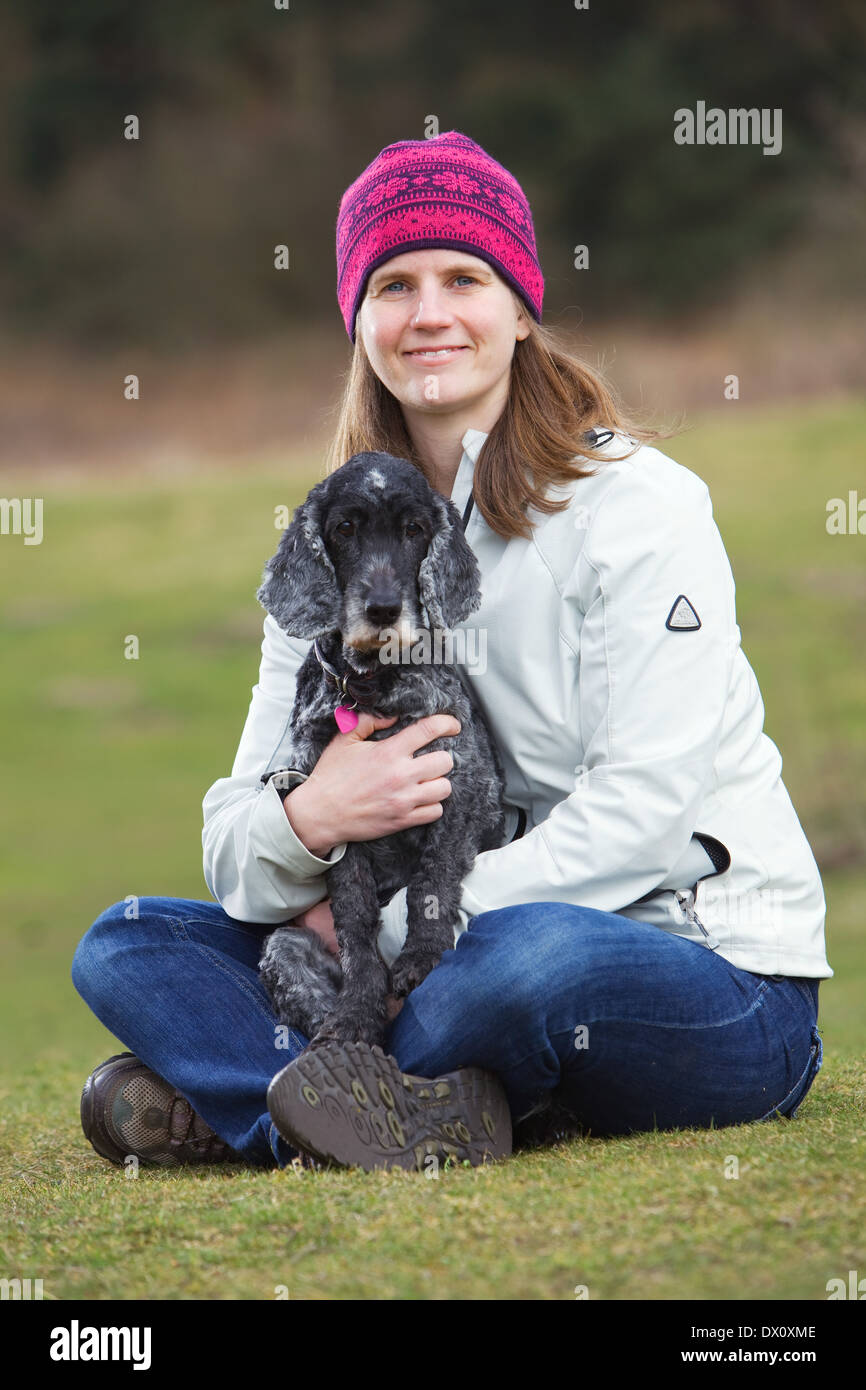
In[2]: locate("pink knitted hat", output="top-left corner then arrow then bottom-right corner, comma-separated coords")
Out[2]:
336,130 -> 544,343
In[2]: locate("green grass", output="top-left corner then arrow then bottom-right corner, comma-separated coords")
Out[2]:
1,395 -> 864,1300
2,1057 -> 864,1301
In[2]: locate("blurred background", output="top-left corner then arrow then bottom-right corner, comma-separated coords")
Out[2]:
0,0 -> 864,471
0,0 -> 863,1075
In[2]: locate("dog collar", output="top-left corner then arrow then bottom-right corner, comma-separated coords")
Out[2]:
313,637 -> 384,732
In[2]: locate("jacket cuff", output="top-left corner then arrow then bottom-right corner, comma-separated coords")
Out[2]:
253,777 -> 348,879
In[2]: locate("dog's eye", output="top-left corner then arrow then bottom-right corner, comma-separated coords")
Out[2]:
334,520 -> 355,537
405,522 -> 423,538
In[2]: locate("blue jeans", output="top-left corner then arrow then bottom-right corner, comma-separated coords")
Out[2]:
71,897 -> 823,1169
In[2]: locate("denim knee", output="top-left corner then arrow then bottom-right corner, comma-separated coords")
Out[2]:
467,901 -> 607,962
70,899 -> 138,1006
452,902 -> 593,1019
454,900 -> 663,1024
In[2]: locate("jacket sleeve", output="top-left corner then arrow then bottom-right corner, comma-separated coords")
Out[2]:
376,460 -> 739,965
201,612 -> 348,923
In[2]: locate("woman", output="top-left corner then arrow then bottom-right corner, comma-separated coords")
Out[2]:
72,131 -> 830,1173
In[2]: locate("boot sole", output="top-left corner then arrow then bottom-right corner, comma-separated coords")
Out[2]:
267,1041 -> 512,1172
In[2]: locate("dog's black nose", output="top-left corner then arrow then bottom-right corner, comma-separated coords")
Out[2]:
365,598 -> 403,627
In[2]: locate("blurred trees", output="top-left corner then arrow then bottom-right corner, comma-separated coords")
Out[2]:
0,0 -> 862,349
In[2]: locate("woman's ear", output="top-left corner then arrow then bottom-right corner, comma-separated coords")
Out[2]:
257,489 -> 342,639
417,493 -> 482,631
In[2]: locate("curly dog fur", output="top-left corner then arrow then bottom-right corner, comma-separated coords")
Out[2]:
257,450 -> 508,1049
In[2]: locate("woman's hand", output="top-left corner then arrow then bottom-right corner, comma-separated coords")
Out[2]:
289,710 -> 461,850
291,896 -> 404,1018
292,897 -> 338,955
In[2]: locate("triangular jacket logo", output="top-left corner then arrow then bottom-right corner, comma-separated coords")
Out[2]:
665,595 -> 701,631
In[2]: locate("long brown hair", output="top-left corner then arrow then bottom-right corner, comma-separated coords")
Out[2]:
324,297 -> 678,541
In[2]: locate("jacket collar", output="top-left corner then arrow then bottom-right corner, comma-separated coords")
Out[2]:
451,427 -> 488,525
453,424 -> 617,524
461,426 -> 488,461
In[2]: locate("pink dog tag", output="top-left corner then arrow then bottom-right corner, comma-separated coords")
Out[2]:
334,704 -> 359,732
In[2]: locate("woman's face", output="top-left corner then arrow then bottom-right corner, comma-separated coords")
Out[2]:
355,248 -> 530,424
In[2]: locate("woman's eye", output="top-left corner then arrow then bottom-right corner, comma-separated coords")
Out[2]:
382,276 -> 475,292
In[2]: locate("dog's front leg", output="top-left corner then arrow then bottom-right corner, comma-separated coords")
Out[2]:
309,845 -> 389,1049
389,814 -> 478,999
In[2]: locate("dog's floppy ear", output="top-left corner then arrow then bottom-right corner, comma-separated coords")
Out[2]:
257,486 -> 342,638
417,493 -> 482,631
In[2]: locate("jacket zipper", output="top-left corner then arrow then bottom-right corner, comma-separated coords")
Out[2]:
674,887 -> 720,950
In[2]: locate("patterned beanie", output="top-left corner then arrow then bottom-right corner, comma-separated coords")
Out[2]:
336,130 -> 544,343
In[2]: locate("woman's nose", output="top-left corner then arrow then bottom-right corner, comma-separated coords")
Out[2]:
410,289 -> 451,326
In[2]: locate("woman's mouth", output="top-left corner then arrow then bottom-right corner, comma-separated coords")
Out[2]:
403,346 -> 469,363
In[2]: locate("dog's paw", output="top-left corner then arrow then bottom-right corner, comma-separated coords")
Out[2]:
310,1012 -> 386,1049
389,948 -> 443,999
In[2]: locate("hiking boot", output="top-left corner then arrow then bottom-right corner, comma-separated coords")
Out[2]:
80,1052 -> 241,1167
267,1041 -> 512,1173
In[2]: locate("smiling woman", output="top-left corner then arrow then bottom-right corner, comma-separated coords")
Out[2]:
356,248 -> 530,498
71,129 -> 829,1179
326,135 -> 663,534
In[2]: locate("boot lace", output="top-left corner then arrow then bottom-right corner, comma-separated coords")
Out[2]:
167,1094 -> 232,1159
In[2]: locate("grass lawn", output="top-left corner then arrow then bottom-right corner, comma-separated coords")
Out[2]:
1,394 -> 864,1300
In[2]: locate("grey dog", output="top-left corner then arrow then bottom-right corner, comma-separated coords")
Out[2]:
257,450 -> 508,1050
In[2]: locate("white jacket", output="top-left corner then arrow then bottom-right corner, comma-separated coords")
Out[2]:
202,427 -> 832,980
